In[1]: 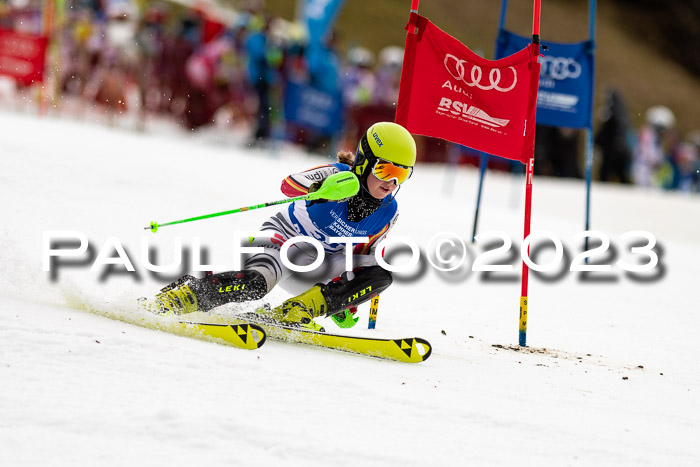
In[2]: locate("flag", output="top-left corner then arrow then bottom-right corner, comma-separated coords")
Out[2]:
301,0 -> 346,46
496,29 -> 593,129
396,14 -> 541,163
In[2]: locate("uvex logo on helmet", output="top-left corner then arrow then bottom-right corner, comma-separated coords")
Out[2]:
372,131 -> 383,147
444,54 -> 517,93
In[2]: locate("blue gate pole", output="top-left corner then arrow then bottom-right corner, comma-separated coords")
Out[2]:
499,0 -> 508,30
471,152 -> 489,242
584,128 -> 593,242
470,0 -> 508,243
583,0 -> 597,257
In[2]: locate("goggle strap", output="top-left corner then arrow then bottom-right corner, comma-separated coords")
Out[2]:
360,134 -> 373,160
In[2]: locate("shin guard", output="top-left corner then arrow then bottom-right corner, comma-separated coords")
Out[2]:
320,266 -> 392,316
155,270 -> 268,314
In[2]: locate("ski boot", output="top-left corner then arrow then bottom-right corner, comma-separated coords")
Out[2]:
263,266 -> 393,331
141,270 -> 268,315
265,285 -> 328,332
140,275 -> 200,315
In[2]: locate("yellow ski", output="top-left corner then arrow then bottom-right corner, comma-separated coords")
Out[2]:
61,291 -> 267,351
179,321 -> 266,350
189,313 -> 432,363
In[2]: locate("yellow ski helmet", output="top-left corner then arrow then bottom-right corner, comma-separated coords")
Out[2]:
353,122 -> 417,185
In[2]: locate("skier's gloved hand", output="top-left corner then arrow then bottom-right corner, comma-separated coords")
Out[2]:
307,181 -> 328,206
309,175 -> 357,205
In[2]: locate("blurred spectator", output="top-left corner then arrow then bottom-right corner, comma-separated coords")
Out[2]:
0,0 -> 694,195
217,25 -> 254,125
633,105 -> 675,187
373,46 -> 403,106
674,141 -> 699,192
657,128 -> 683,190
534,125 -> 581,178
173,15 -> 203,116
681,130 -> 700,192
306,30 -> 341,95
595,88 -> 632,183
3,0 -> 42,33
184,34 -> 232,129
343,46 -> 376,107
290,29 -> 342,152
282,22 -> 309,84
245,14 -> 275,142
134,3 -> 169,123
342,46 -> 376,150
60,9 -> 97,98
83,6 -> 140,117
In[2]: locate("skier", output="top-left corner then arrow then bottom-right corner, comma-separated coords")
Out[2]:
145,122 -> 417,331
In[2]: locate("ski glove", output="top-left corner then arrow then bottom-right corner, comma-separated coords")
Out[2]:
307,181 -> 328,206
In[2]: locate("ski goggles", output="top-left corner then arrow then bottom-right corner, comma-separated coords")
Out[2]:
371,158 -> 413,185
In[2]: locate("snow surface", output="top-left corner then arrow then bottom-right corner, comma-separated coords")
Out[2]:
1,108 -> 699,466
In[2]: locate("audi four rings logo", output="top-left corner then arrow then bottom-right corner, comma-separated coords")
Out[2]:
444,54 -> 517,93
540,56 -> 581,80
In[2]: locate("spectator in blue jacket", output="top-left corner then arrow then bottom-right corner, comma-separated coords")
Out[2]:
245,14 -> 274,142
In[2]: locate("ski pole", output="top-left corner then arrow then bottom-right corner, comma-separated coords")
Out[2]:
144,172 -> 359,233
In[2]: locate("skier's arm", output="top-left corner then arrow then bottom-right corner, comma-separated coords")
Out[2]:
281,165 -> 340,197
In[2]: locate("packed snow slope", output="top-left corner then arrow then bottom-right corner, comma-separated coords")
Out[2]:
1,110 -> 699,466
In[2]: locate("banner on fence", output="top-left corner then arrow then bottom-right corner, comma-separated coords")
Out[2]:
284,80 -> 343,135
0,29 -> 48,85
